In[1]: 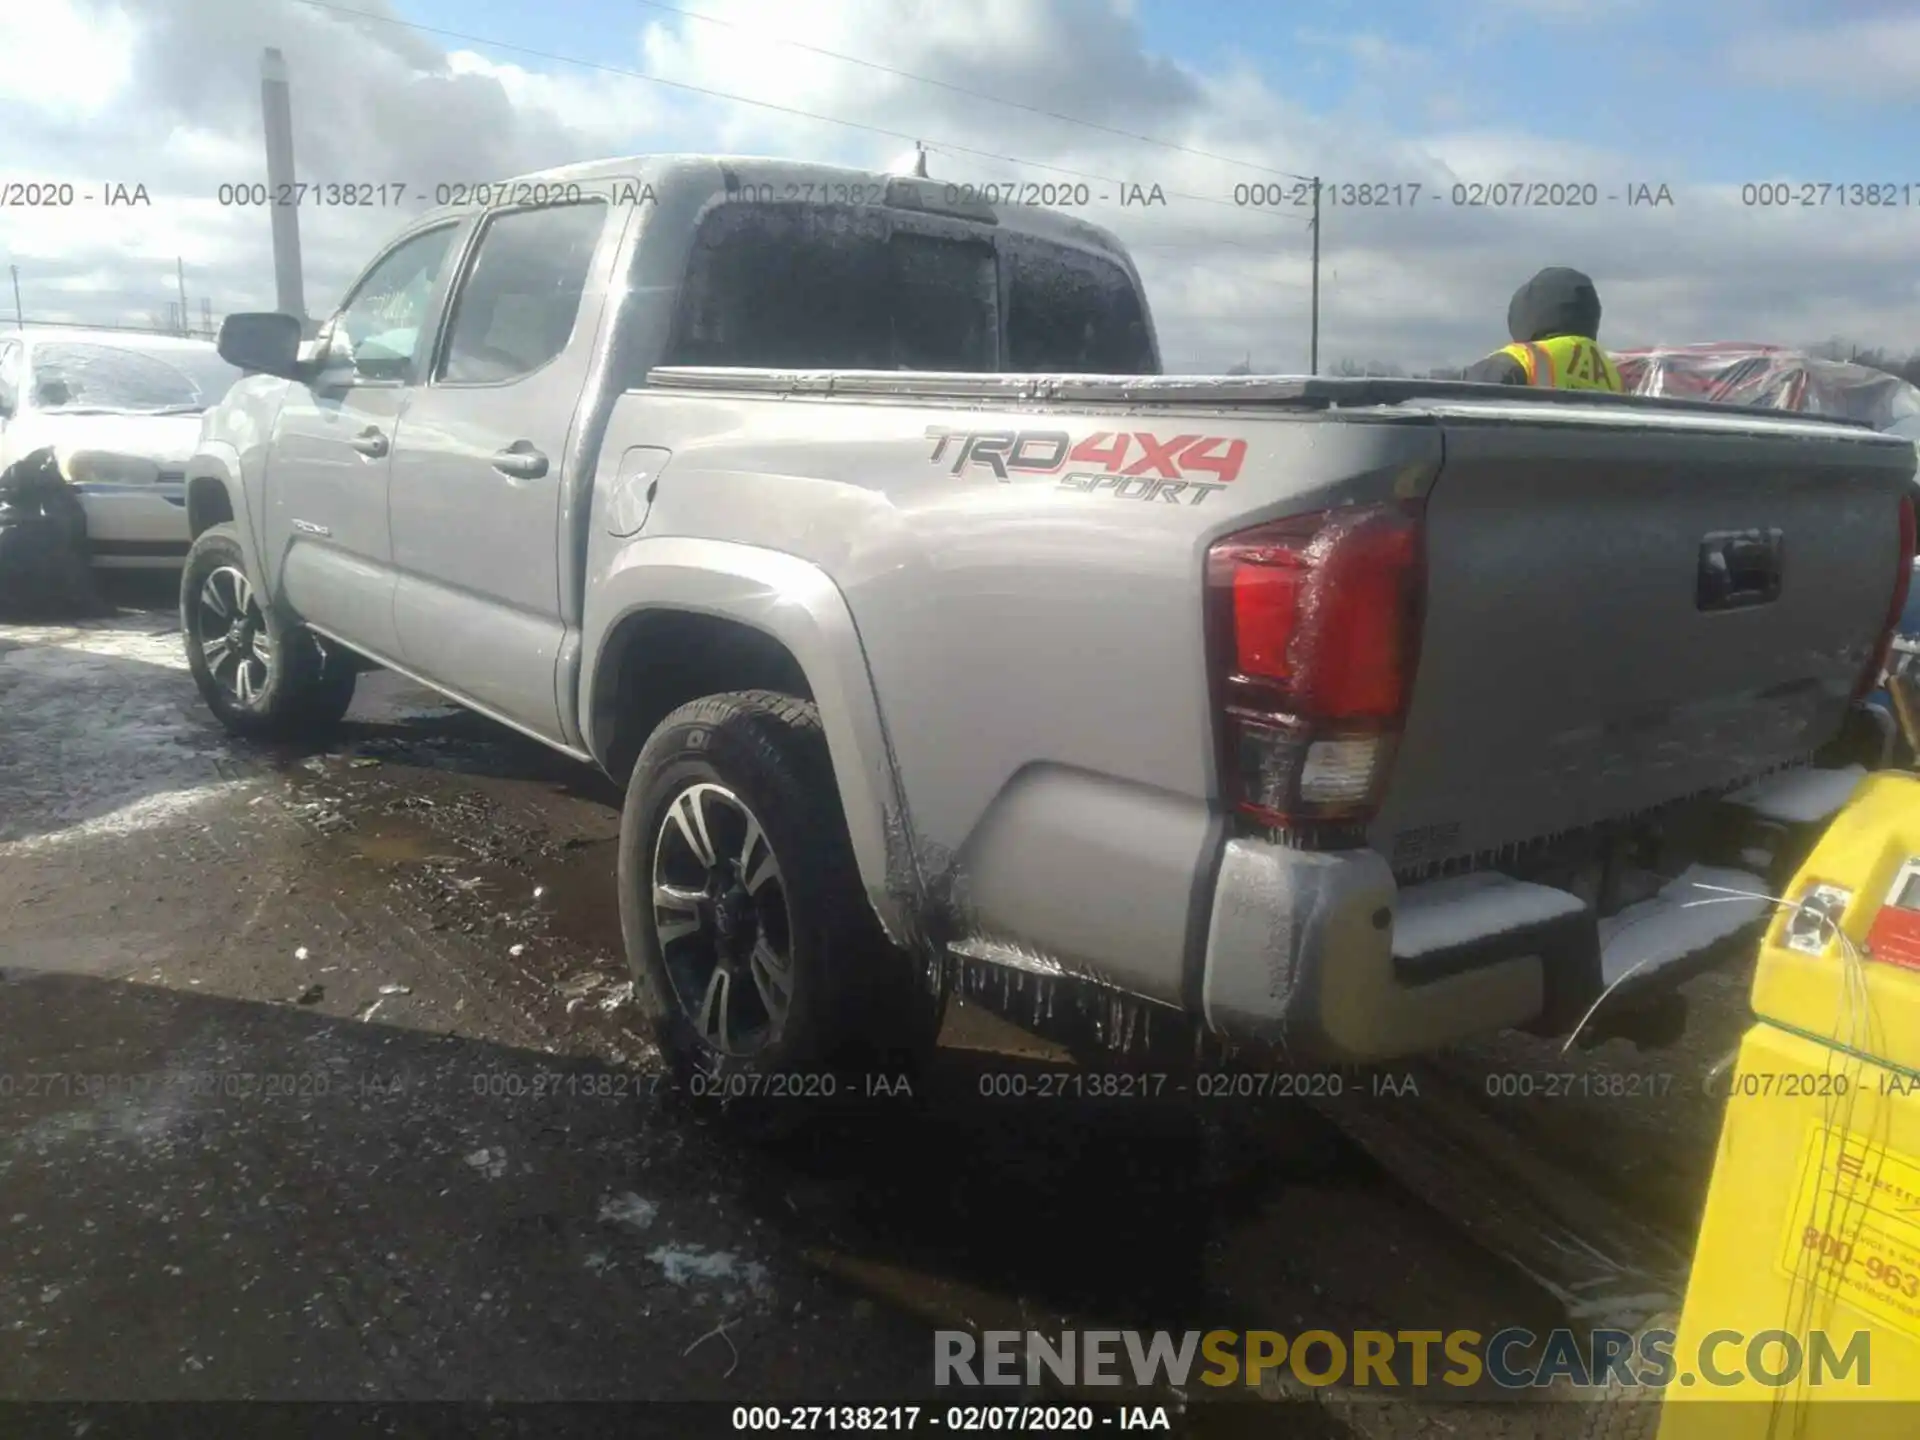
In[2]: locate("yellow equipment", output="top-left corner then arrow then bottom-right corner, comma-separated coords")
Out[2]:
1660,767 -> 1920,1438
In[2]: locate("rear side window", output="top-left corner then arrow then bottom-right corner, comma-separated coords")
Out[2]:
438,201 -> 607,384
1004,238 -> 1154,374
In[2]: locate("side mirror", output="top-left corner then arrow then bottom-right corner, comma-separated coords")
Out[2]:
217,312 -> 307,381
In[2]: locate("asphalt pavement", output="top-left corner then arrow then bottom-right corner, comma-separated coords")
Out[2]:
0,582 -> 1693,1438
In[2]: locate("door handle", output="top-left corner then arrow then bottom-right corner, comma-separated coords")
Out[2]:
349,427 -> 389,459
492,443 -> 549,480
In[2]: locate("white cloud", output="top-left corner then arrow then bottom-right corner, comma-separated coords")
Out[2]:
1727,13 -> 1920,100
0,0 -> 1914,374
0,1 -> 137,114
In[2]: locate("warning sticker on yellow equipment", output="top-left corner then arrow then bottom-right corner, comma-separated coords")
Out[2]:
1777,1124 -> 1920,1342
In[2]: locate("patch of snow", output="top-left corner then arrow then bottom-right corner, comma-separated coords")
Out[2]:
1598,865 -> 1772,987
1392,872 -> 1589,958
597,1192 -> 658,1230
0,782 -> 252,856
464,1148 -> 507,1180
646,1244 -> 771,1296
556,972 -> 602,1000
1727,765 -> 1866,825
0,622 -> 238,843
0,624 -> 187,670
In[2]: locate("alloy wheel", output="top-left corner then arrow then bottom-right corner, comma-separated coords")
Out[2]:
195,565 -> 273,705
651,781 -> 795,1055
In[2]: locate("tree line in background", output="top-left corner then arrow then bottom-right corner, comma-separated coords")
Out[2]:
1227,342 -> 1920,386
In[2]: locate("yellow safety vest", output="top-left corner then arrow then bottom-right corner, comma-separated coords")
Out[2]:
1498,335 -> 1623,392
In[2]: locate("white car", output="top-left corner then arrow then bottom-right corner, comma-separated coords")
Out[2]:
0,329 -> 243,569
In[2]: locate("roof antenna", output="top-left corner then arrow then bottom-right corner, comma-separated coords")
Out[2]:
889,141 -> 929,178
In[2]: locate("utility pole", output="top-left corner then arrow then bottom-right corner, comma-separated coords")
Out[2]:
176,258 -> 189,337
260,47 -> 307,328
9,266 -> 21,331
1309,176 -> 1321,376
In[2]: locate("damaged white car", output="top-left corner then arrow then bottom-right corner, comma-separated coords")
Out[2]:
0,330 -> 243,569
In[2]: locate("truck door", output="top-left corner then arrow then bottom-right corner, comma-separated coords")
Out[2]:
265,221 -> 463,656
386,198 -> 618,744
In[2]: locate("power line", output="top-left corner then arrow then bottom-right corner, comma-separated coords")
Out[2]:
286,0 -> 1310,228
627,0 -> 1317,186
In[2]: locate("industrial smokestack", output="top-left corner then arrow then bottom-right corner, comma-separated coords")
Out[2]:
260,47 -> 307,329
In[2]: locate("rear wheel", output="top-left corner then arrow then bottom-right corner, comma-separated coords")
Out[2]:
618,691 -> 946,1119
180,524 -> 357,739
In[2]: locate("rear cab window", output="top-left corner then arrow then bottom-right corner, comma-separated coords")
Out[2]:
1003,235 -> 1155,374
664,199 -> 1154,374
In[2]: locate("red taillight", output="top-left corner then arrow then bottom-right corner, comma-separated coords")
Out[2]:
1207,502 -> 1426,831
1857,493 -> 1917,701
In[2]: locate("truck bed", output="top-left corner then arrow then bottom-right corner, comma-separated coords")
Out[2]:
642,366 -> 1914,875
594,368 -> 1914,1041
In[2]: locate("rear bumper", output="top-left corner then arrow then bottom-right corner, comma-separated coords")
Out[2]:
76,484 -> 190,568
1201,842 -> 1555,1063
1199,817 -> 1801,1064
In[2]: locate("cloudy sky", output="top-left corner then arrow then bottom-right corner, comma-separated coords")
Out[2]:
2,0 -> 1917,372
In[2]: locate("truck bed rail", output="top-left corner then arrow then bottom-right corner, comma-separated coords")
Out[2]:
642,366 -> 1895,433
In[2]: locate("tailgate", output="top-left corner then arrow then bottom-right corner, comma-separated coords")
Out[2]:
1371,405 -> 1916,875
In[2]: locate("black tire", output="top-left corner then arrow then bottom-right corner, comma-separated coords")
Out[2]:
617,691 -> 946,1114
179,524 -> 357,740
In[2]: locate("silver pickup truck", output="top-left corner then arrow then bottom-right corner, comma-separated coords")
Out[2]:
184,154 -> 1919,1086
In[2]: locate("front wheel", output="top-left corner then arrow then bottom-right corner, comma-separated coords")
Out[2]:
180,524 -> 357,739
617,691 -> 946,1113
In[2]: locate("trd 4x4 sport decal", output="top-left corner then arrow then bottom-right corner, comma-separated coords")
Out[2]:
923,427 -> 1248,506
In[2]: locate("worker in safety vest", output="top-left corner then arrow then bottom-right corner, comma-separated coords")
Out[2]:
1462,266 -> 1623,391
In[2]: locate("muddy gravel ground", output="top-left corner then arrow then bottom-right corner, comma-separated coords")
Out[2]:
0,581 -> 1753,1437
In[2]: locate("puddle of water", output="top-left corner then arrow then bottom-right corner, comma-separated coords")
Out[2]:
285,756 -> 628,991
529,840 -> 621,956
347,818 -> 451,867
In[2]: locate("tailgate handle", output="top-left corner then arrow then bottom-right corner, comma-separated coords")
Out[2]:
1697,528 -> 1784,611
